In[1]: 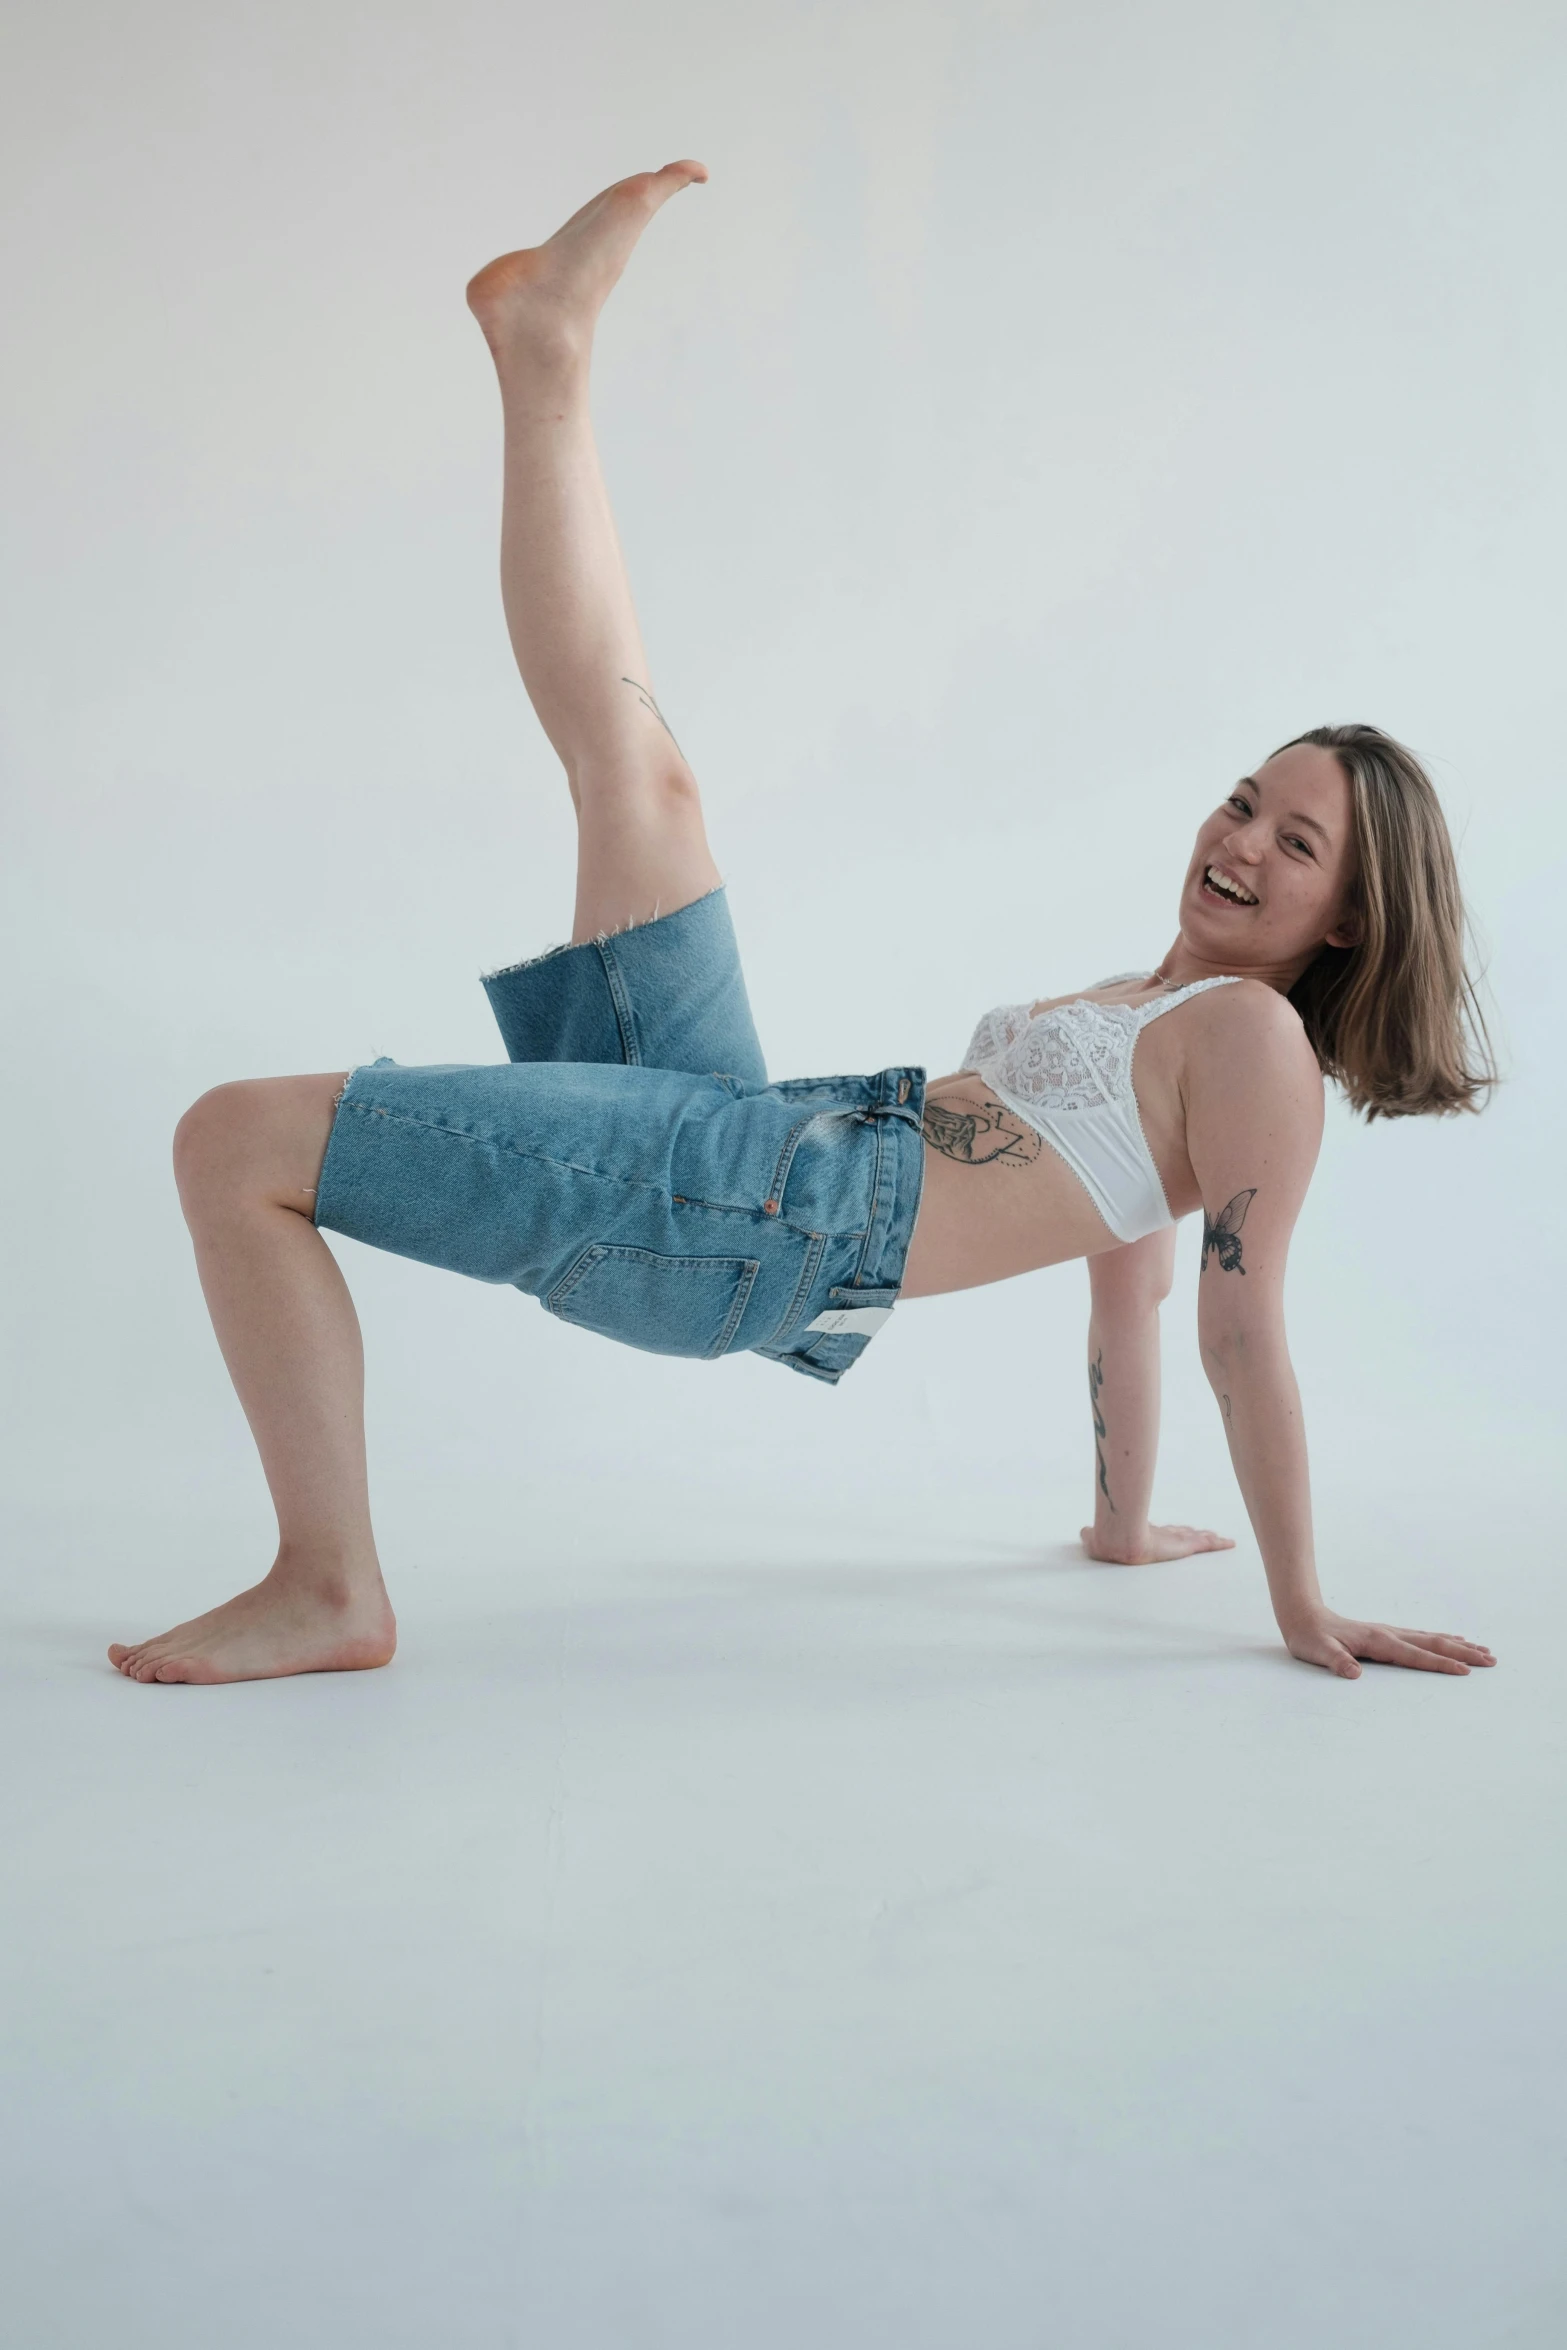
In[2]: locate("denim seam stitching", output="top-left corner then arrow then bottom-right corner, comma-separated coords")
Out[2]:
767,1229 -> 827,1347
597,940 -> 643,1067
848,1112 -> 889,1289
346,1100 -> 812,1227
545,1244 -> 760,1362
550,1245 -> 761,1303
340,1098 -> 670,1201
765,1109 -> 847,1212
711,1258 -> 761,1356
673,1192 -> 853,1235
763,1350 -> 842,1384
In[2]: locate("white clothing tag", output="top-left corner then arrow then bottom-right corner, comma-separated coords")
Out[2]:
805,1306 -> 894,1338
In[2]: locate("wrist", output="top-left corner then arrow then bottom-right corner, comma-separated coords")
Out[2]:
1272,1590 -> 1328,1640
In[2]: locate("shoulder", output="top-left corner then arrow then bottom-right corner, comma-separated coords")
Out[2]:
1189,979 -> 1318,1065
1183,981 -> 1324,1138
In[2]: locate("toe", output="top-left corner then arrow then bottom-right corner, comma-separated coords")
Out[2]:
156,1654 -> 224,1685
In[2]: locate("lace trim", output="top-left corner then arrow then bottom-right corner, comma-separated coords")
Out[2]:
978,997 -> 1139,1112
964,979 -> 1239,1115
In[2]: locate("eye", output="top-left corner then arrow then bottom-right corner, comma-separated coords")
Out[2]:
1227,793 -> 1251,816
1284,835 -> 1315,858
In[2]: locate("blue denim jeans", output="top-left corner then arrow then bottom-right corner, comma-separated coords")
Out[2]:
313,889 -> 926,1383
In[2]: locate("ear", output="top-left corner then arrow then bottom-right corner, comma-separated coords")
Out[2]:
1324,910 -> 1363,950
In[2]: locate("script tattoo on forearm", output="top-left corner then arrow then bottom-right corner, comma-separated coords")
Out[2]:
1089,1347 -> 1114,1509
921,1094 -> 1043,1169
1200,1188 -> 1257,1275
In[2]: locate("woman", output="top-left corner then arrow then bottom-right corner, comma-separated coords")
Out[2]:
110,163 -> 1497,1689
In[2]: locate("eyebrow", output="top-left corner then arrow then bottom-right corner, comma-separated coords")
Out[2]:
1233,778 -> 1332,845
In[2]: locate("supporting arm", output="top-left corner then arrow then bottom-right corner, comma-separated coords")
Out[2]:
1081,1229 -> 1234,1565
1187,986 -> 1493,1676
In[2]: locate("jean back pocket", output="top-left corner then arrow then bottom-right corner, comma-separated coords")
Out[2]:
545,1245 -> 760,1360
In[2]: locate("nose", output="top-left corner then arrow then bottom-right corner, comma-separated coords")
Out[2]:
1220,822 -> 1264,866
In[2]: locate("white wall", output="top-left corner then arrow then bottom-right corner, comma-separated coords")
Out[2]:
4,0 -> 1564,1583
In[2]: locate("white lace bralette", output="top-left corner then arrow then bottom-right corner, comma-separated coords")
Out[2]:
961,972 -> 1241,1242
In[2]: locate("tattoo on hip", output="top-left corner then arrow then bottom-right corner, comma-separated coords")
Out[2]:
921,1094 -> 1042,1168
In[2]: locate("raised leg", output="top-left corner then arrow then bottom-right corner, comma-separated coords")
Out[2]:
108,1077 -> 396,1683
466,162 -> 723,944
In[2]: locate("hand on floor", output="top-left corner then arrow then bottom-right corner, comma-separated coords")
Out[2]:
1284,1609 -> 1496,1679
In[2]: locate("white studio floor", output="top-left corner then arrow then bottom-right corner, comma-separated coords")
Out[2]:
3,1464 -> 1563,2350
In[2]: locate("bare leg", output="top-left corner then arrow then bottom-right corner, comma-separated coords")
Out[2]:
466,161 -> 723,942
108,1077 -> 396,1683
112,170 -> 717,1683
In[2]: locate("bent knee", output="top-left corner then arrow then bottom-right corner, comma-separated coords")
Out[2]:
173,1075 -> 342,1211
175,1079 -> 268,1145
173,1082 -> 255,1194
175,1076 -> 312,1203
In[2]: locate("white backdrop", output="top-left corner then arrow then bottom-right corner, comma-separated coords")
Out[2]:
4,0 -> 1565,1583
8,9 -> 1567,2345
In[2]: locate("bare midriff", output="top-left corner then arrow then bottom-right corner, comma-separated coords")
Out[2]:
899,987 -> 1206,1300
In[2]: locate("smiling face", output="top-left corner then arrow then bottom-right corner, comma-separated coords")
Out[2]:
1178,743 -> 1360,981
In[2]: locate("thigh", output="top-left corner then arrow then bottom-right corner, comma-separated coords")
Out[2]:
310,1053 -> 927,1377
570,770 -> 722,946
313,1057 -> 797,1324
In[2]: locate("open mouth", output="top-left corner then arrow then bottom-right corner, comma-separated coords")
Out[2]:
1201,863 -> 1259,908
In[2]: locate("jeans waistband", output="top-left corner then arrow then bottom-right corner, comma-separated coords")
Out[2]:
851,1067 -> 925,1291
757,1067 -> 926,1386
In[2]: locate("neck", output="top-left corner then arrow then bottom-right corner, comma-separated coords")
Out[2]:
1153,938 -> 1319,994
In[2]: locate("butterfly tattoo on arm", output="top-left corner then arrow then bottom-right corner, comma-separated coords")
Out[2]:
1200,1188 -> 1257,1275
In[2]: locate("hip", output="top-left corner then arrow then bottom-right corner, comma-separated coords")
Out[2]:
316,1054 -> 926,1383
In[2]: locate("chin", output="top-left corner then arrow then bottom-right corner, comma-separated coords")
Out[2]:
1183,878 -> 1262,936
1181,884 -> 1237,934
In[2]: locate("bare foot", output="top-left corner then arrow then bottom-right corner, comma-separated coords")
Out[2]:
465,159 -> 708,364
108,1566 -> 396,1685
1080,1523 -> 1238,1566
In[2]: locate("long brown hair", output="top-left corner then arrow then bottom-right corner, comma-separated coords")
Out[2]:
1274,724 -> 1496,1120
